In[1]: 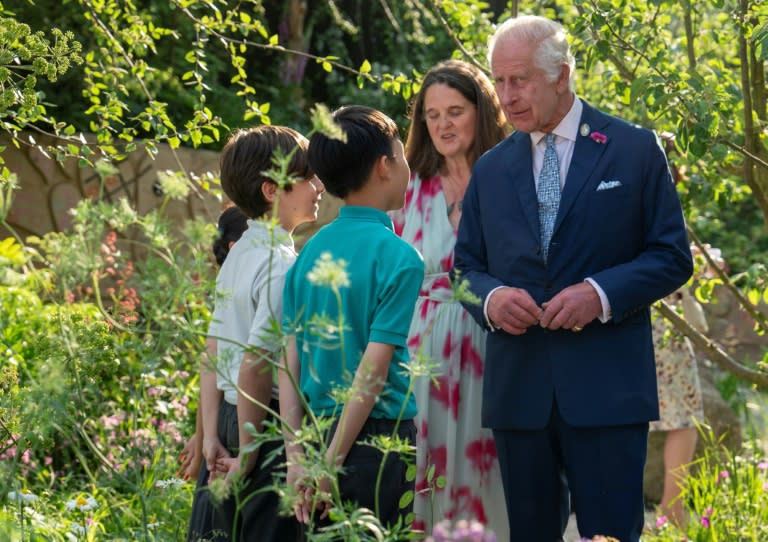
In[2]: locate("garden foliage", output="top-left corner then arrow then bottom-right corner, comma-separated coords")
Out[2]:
1,0 -> 768,540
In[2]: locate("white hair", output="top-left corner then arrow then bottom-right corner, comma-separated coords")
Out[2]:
488,15 -> 576,91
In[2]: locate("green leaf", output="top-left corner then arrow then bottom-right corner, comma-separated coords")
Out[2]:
405,463 -> 417,482
630,76 -> 649,107
360,59 -> 371,74
398,490 -> 414,509
748,289 -> 760,305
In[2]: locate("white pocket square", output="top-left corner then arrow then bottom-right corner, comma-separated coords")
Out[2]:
596,180 -> 622,191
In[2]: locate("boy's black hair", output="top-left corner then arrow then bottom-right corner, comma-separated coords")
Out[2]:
219,125 -> 311,218
212,206 -> 248,267
308,105 -> 399,199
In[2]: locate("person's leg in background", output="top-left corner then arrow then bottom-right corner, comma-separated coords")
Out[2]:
659,427 -> 697,527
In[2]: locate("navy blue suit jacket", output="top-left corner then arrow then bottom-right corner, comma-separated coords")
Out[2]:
454,101 -> 693,430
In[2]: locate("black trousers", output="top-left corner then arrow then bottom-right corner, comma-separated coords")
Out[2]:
304,417 -> 416,537
187,399 -> 301,542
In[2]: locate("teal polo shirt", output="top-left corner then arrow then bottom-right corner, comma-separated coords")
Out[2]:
283,206 -> 424,420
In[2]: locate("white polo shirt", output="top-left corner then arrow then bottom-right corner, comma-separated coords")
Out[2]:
208,219 -> 296,405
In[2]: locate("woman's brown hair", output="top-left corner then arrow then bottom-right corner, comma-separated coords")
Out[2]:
405,59 -> 507,178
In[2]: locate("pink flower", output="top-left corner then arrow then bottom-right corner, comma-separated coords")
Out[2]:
655,515 -> 668,527
589,131 -> 608,144
701,516 -> 710,528
717,470 -> 729,483
757,461 -> 767,471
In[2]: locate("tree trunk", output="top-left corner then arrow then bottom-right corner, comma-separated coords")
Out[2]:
278,0 -> 309,86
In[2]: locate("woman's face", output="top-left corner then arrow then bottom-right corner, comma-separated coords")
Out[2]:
423,83 -> 477,162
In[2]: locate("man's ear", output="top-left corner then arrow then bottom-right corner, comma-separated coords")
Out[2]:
261,181 -> 278,202
556,64 -> 570,94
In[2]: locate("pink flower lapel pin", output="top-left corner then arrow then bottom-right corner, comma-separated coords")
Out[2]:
580,123 -> 608,144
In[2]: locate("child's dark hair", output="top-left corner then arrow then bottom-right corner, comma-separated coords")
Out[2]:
308,105 -> 399,199
212,206 -> 248,267
219,125 -> 311,218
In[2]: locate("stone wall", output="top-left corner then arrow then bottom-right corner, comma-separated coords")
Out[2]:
0,133 -> 342,254
1,134 -> 221,257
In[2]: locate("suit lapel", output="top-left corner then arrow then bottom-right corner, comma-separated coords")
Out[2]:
507,133 -> 539,240
554,104 -> 610,235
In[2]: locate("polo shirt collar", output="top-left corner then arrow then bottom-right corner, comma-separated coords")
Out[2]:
339,206 -> 394,231
244,218 -> 295,251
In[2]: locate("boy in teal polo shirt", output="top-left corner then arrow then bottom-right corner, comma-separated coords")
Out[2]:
279,105 -> 424,530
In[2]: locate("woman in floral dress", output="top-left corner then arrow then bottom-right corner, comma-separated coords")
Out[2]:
391,59 -> 509,540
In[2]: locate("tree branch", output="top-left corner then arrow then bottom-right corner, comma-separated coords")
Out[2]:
427,0 -> 488,72
736,0 -> 768,226
82,0 -> 201,199
683,0 -> 697,69
176,3 -> 366,79
656,299 -> 768,388
687,226 -> 768,332
575,2 -> 636,83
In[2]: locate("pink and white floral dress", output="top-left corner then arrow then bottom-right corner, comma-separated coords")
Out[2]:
392,174 -> 509,541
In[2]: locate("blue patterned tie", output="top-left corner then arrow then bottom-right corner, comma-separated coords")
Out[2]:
537,133 -> 561,262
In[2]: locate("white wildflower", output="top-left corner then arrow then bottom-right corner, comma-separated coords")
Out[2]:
69,521 -> 86,536
7,490 -> 38,503
156,170 -> 191,200
307,252 -> 350,289
155,477 -> 185,489
66,494 -> 98,512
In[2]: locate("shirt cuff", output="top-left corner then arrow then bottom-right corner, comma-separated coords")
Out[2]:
584,278 -> 612,323
483,286 -> 506,330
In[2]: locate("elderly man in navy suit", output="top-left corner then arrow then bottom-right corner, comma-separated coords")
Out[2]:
453,15 -> 692,542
